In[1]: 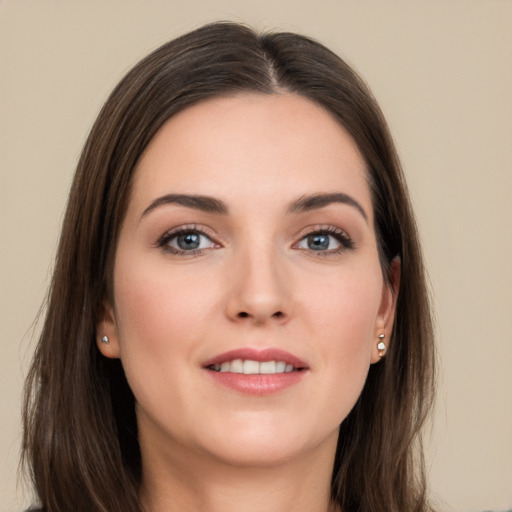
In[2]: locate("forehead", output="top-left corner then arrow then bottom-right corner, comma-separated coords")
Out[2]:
130,93 -> 372,219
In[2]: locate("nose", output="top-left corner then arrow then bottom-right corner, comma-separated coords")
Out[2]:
224,244 -> 291,325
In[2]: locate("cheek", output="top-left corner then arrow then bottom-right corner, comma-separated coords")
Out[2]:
302,265 -> 383,348
111,258 -> 218,407
114,257 -> 216,350
300,266 -> 383,407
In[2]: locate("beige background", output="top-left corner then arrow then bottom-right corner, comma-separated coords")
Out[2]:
1,1 -> 511,511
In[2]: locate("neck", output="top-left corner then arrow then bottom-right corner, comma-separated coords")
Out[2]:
139,430 -> 340,512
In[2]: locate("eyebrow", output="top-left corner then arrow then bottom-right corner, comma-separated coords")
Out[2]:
140,191 -> 367,222
288,192 -> 368,222
141,194 -> 229,219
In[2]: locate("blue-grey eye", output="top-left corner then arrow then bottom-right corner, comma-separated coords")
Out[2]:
296,232 -> 345,252
307,234 -> 330,250
165,230 -> 215,252
177,232 -> 201,250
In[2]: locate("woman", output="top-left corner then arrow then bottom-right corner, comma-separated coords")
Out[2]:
22,21 -> 435,512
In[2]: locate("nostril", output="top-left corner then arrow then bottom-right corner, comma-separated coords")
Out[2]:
235,310 -> 284,320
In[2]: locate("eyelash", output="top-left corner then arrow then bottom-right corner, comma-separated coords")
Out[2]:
295,226 -> 354,256
157,225 -> 219,256
156,224 -> 354,257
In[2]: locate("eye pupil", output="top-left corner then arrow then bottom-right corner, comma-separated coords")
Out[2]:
177,232 -> 200,250
308,234 -> 329,250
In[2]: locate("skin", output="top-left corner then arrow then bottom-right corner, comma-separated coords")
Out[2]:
98,93 -> 399,512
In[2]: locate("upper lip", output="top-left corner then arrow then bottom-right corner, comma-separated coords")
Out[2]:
202,348 -> 309,370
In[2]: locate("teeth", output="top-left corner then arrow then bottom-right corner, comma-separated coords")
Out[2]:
260,361 -> 276,374
230,359 -> 243,373
212,359 -> 298,375
243,360 -> 260,374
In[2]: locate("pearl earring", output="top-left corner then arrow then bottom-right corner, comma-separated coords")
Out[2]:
101,335 -> 109,344
377,334 -> 387,357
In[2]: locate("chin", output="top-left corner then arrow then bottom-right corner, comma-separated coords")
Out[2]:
206,441 -> 310,468
196,418 -> 339,469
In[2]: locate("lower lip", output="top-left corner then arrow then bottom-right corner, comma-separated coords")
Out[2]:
204,370 -> 307,395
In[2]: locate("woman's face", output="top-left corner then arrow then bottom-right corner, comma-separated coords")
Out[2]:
99,93 -> 397,468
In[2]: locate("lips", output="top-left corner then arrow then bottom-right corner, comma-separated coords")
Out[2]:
202,348 -> 309,395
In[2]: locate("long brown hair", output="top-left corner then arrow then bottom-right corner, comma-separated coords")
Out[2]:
22,21 -> 435,511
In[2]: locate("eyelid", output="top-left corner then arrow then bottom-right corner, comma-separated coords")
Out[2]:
156,224 -> 221,255
293,225 -> 355,254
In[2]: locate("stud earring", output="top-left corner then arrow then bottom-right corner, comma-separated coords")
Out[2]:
377,334 -> 387,357
101,335 -> 109,344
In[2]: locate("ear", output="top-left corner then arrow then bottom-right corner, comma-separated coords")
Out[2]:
371,257 -> 400,363
96,300 -> 121,359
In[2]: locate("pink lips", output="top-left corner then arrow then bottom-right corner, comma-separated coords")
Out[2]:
202,348 -> 309,396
